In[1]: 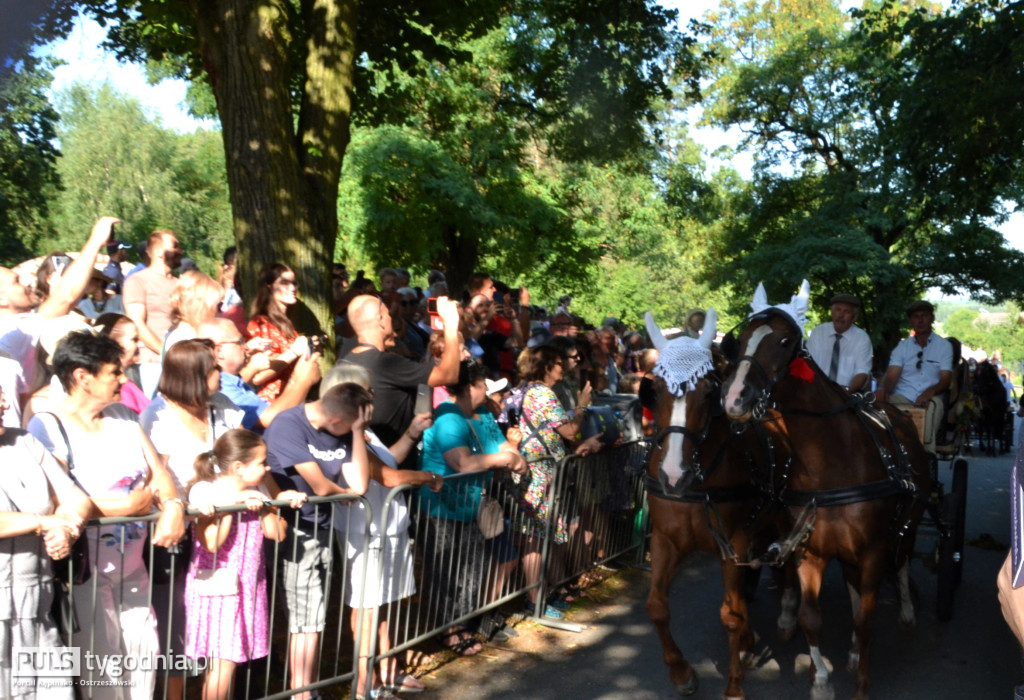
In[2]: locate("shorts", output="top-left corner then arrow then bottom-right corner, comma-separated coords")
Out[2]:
343,534 -> 416,609
483,522 -> 518,564
275,524 -> 333,634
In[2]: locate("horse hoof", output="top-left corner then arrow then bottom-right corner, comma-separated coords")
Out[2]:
740,649 -> 756,668
778,624 -> 798,642
846,651 -> 860,672
898,614 -> 916,631
675,671 -> 699,696
809,682 -> 835,700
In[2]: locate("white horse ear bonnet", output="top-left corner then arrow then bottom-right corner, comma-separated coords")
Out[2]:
749,280 -> 810,335
645,309 -> 717,396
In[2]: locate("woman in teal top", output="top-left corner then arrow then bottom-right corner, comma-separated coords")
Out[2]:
417,360 -> 526,655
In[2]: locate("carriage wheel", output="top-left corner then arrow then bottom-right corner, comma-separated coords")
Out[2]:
936,490 -> 963,621
951,459 -> 968,587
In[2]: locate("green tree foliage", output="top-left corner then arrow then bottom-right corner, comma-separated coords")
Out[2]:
35,0 -> 683,340
0,55 -> 61,266
46,83 -> 232,274
696,0 -> 1024,353
336,6 -> 692,303
942,304 -> 1024,381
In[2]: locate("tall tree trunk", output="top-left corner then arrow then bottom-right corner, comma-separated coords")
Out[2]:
191,0 -> 357,357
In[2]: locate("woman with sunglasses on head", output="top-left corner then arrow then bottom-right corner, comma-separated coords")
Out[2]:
246,263 -> 315,402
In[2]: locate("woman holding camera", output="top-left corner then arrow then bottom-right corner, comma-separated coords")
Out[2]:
247,263 -> 314,402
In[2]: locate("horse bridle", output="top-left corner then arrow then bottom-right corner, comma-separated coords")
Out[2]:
653,377 -> 722,483
733,311 -> 802,421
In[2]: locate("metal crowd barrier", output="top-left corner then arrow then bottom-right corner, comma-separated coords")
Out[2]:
46,440 -> 652,699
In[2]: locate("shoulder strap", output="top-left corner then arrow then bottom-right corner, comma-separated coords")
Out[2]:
519,387 -> 555,456
35,411 -> 74,473
466,418 -> 484,454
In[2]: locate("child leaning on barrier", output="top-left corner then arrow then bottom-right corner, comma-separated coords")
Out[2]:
184,428 -> 307,700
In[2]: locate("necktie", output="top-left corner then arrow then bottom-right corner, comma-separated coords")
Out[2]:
828,333 -> 842,381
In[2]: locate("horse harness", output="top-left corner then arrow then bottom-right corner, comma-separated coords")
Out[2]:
644,377 -> 778,565
731,343 -> 930,565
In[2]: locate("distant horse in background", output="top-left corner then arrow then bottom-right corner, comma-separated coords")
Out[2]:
973,360 -> 1008,455
643,309 -> 798,699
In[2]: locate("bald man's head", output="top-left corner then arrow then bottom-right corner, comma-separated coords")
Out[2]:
197,317 -> 237,344
348,294 -> 393,348
639,348 -> 659,374
197,317 -> 247,375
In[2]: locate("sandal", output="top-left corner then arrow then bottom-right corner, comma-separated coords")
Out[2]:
382,672 -> 425,694
560,582 -> 585,602
440,629 -> 483,656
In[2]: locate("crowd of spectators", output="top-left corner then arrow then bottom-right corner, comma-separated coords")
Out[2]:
0,218 -> 663,700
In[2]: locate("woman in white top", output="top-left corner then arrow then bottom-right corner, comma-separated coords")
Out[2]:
140,338 -> 243,698
27,331 -> 186,699
142,339 -> 244,495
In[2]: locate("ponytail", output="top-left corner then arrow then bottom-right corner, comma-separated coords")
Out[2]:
187,450 -> 219,494
186,429 -> 267,497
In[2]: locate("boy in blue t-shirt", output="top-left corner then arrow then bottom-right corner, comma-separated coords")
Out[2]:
264,382 -> 372,699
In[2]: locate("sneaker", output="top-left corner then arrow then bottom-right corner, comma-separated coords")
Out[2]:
524,598 -> 565,620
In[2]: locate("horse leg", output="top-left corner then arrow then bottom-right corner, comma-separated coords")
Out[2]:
896,559 -> 916,628
646,532 -> 698,696
849,551 -> 886,700
845,577 -> 861,672
721,560 -> 753,699
797,552 -> 834,700
776,560 -> 800,641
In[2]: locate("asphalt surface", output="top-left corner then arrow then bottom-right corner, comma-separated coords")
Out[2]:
426,425 -> 1023,699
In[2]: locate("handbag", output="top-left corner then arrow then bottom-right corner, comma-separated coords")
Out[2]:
37,413 -> 91,586
580,404 -> 623,445
194,566 -> 240,597
466,418 -> 506,539
477,493 -> 505,539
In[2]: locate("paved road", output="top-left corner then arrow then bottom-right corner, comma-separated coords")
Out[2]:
434,434 -> 1022,699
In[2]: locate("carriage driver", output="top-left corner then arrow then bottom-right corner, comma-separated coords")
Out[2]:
874,300 -> 953,452
806,293 -> 872,392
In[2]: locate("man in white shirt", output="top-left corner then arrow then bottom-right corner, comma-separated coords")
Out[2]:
806,293 -> 873,392
875,300 -> 953,452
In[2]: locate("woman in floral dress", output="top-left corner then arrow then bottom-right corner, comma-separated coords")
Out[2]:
517,345 -> 602,617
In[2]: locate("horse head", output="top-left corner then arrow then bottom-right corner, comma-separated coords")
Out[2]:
721,281 -> 810,421
645,308 -> 720,493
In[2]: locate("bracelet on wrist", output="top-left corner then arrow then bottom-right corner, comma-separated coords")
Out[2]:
162,497 -> 185,511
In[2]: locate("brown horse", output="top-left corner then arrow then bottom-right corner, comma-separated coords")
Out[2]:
644,310 -> 798,699
720,289 -> 930,700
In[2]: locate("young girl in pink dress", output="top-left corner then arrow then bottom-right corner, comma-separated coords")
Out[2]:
184,429 -> 304,700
